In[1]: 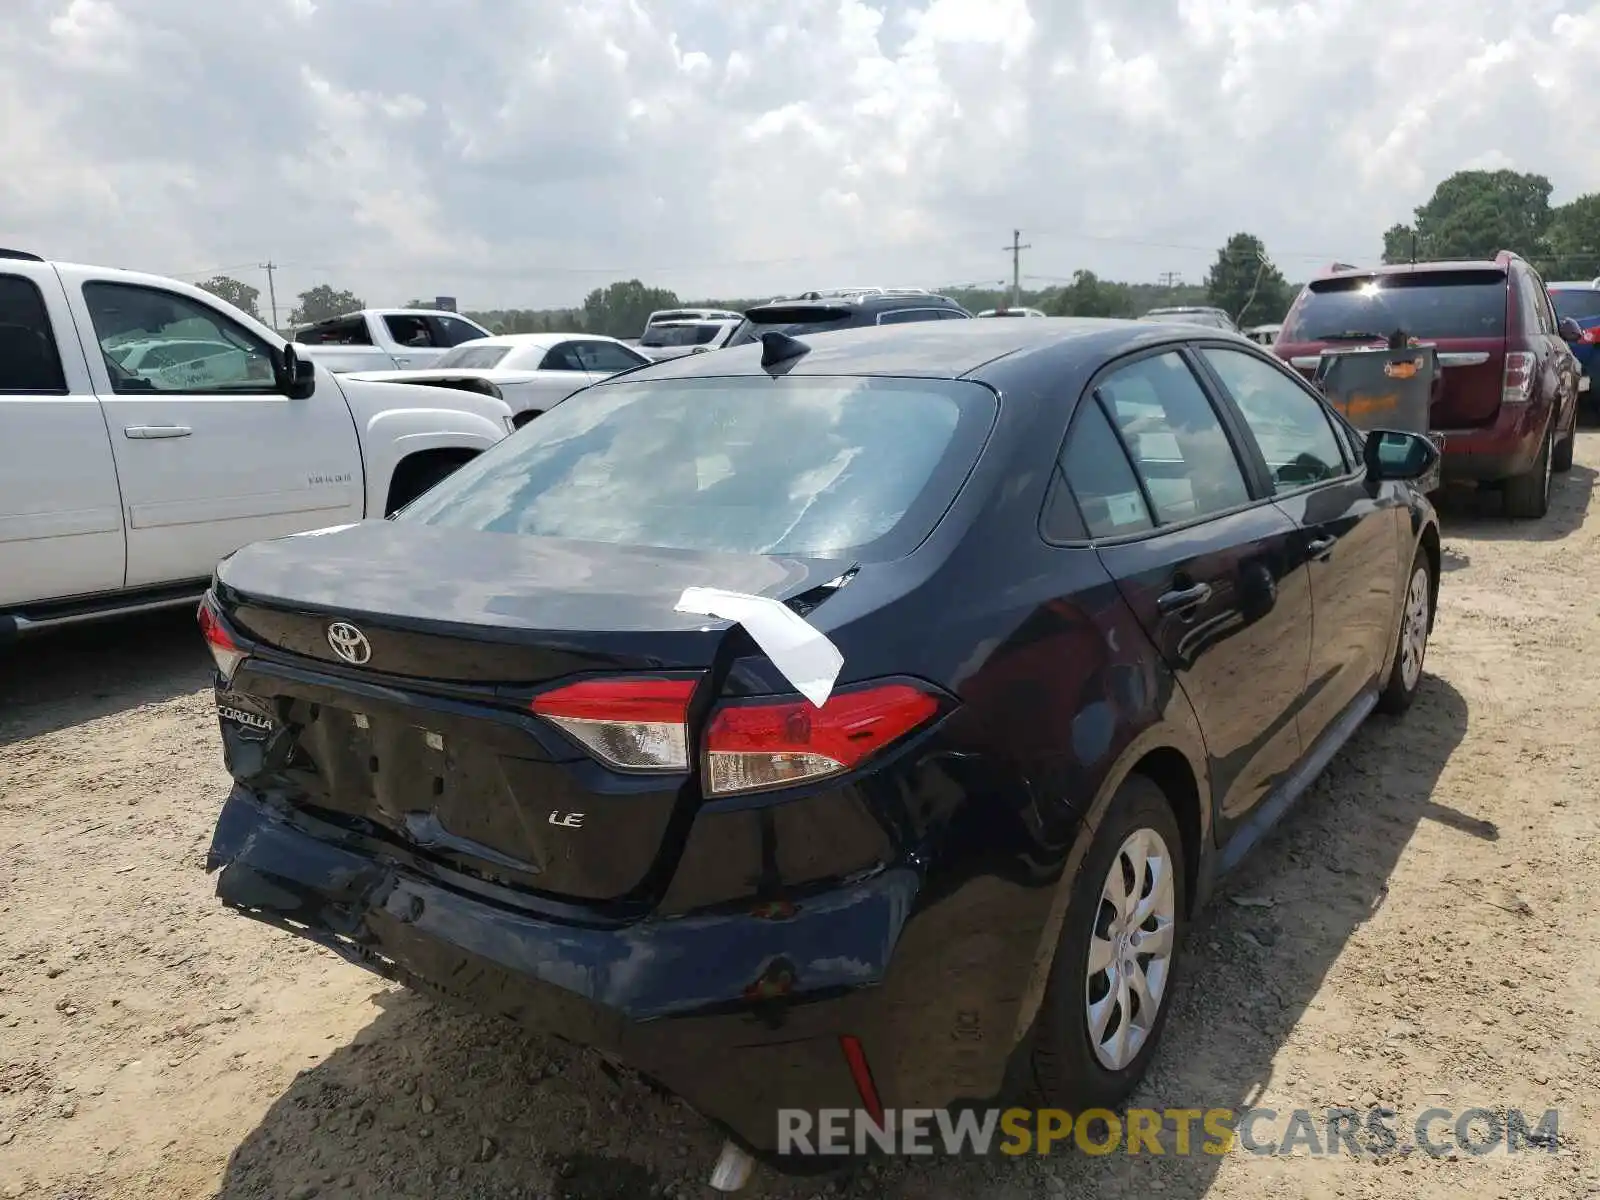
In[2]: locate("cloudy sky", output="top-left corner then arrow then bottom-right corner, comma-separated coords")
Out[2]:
3,0 -> 1598,313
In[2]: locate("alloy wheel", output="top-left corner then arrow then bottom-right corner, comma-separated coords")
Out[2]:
1085,827 -> 1177,1071
1399,564 -> 1431,691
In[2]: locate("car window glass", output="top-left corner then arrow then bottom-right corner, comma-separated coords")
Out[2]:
83,282 -> 276,394
398,376 -> 998,561
576,340 -> 648,373
294,316 -> 370,345
0,274 -> 68,393
542,342 -> 586,372
1201,347 -> 1349,491
1057,396 -> 1153,538
435,316 -> 487,347
1550,289 -> 1600,322
1095,352 -> 1252,523
384,314 -> 439,348
876,309 -> 943,325
435,344 -> 511,369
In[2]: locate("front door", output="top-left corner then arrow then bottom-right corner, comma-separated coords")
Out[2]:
1195,345 -> 1400,747
61,269 -> 366,588
1067,349 -> 1314,839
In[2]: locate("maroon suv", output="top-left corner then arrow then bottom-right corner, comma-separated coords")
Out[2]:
1275,252 -> 1582,518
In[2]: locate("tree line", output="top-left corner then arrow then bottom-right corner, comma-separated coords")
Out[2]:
194,168 -> 1600,340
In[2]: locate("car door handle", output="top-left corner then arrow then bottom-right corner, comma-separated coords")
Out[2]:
1306,535 -> 1337,561
123,425 -> 192,439
1157,582 -> 1213,614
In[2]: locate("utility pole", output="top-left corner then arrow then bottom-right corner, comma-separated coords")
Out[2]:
260,261 -> 280,332
1158,271 -> 1182,290
1003,229 -> 1030,308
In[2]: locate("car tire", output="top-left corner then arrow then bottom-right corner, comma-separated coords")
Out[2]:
1501,421 -> 1553,519
1377,547 -> 1434,716
1029,774 -> 1185,1112
1553,423 -> 1575,473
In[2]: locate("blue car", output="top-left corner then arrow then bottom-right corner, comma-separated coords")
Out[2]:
1549,278 -> 1600,411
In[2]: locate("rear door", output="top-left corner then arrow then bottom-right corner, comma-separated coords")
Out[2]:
0,263 -> 126,607
62,270 -> 365,588
1195,344 -> 1400,749
1065,348 -> 1314,841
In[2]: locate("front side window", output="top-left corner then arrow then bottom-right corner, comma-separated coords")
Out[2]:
1550,289 -> 1600,323
1201,347 -> 1348,491
0,274 -> 67,393
384,314 -> 438,348
1094,352 -> 1252,524
83,283 -> 275,394
399,376 -> 998,560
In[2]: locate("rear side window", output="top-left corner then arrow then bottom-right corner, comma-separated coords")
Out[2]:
398,376 -> 998,561
575,341 -> 648,373
876,308 -> 947,325
1550,289 -> 1600,323
1095,352 -> 1253,524
295,316 -> 370,345
542,342 -> 586,371
1053,398 -> 1153,539
1281,270 -> 1508,341
0,275 -> 67,393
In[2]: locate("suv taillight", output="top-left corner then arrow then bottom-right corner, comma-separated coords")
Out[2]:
197,595 -> 247,682
1502,351 -> 1536,404
532,677 -> 699,772
1582,327 -> 1599,345
703,682 -> 940,796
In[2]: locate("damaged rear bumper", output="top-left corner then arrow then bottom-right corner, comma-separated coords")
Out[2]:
207,785 -> 938,1157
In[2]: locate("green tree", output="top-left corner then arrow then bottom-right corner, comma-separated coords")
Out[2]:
1383,170 -> 1554,263
581,280 -> 682,338
1206,233 -> 1288,325
197,275 -> 261,319
1046,270 -> 1132,317
290,285 -> 365,326
1545,193 -> 1600,279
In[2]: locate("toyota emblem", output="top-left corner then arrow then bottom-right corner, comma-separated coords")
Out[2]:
326,621 -> 372,665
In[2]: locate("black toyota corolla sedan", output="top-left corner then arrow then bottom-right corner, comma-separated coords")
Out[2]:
200,319 -> 1440,1167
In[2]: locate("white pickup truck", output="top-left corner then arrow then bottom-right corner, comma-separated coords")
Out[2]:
292,308 -> 493,373
0,251 -> 515,637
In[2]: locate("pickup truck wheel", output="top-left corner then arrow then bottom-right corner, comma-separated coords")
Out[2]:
1553,425 -> 1575,473
1501,422 -> 1552,520
386,450 -> 476,516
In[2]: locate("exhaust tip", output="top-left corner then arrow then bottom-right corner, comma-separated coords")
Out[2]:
708,1140 -> 756,1192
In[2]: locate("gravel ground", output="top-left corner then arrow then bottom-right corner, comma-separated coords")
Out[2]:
3,438 -> 1599,1200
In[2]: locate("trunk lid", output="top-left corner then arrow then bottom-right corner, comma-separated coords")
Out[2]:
1277,267 -> 1511,429
213,522 -> 850,906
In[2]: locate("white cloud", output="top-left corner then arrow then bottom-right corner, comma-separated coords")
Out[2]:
1,0 -> 1597,311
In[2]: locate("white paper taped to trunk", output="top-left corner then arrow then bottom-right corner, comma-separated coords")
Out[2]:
675,586 -> 844,708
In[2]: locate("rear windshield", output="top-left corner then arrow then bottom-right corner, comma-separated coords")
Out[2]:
1138,311 -> 1232,329
399,375 -> 998,560
434,344 -> 511,369
640,324 -> 722,348
1550,289 -> 1600,323
1281,270 -> 1508,341
725,306 -> 855,346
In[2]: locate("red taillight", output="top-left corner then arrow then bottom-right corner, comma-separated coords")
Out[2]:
196,596 -> 247,681
1582,327 -> 1599,345
1502,350 -> 1535,403
703,683 -> 940,797
532,676 -> 699,772
839,1035 -> 885,1127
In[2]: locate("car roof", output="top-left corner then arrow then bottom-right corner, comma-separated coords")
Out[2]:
1314,259 -> 1507,281
464,333 -> 619,349
595,317 -> 1248,383
748,291 -> 962,312
1547,279 -> 1600,290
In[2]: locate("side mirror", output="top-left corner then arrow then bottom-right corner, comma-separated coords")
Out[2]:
1362,429 -> 1438,482
1558,317 -> 1585,342
276,342 -> 316,399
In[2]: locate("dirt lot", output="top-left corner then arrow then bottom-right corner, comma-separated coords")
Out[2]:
4,443 -> 1600,1200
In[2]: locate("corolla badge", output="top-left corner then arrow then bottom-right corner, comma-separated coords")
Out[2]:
327,621 -> 372,665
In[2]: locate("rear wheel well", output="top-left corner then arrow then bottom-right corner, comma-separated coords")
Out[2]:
385,448 -> 478,515
1127,748 -> 1202,914
1418,522 -> 1441,629
511,409 -> 542,429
